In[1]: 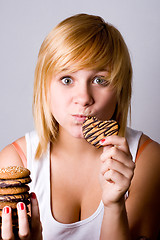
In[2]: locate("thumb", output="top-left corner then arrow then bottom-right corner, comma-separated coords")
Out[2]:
30,192 -> 42,233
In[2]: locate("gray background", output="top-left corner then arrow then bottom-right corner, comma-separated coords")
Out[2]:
0,0 -> 160,150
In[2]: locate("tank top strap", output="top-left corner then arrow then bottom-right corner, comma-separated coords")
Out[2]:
11,141 -> 27,168
125,127 -> 143,163
135,138 -> 153,162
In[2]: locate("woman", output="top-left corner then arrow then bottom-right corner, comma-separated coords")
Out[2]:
0,13 -> 160,240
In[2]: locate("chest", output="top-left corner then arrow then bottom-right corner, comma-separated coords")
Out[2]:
50,155 -> 102,224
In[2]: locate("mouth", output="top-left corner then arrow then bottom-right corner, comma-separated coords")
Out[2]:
72,114 -> 88,122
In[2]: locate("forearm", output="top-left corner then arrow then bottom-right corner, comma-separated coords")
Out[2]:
100,199 -> 131,240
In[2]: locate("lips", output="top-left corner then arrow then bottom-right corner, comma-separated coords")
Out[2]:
72,114 -> 87,122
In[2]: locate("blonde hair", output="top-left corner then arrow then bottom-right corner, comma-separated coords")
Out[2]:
33,13 -> 132,158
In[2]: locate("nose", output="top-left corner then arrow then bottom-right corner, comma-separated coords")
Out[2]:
73,83 -> 94,107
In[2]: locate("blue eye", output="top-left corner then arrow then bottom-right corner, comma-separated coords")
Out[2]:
61,77 -> 73,85
93,77 -> 109,86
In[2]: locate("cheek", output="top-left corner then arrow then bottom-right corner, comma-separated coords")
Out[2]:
105,94 -> 117,108
48,83 -> 60,116
97,91 -> 117,119
48,85 -> 69,118
49,93 -> 62,116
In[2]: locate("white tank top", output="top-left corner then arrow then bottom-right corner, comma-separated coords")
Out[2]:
25,127 -> 142,240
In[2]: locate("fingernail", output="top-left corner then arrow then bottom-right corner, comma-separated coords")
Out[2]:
100,139 -> 105,144
3,206 -> 10,214
31,192 -> 36,199
18,202 -> 25,211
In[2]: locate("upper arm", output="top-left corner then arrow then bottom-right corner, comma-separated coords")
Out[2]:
126,136 -> 160,239
0,136 -> 26,168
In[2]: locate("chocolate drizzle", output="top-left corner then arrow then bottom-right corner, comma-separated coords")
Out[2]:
0,177 -> 31,188
0,192 -> 30,202
82,116 -> 119,148
0,166 -> 31,229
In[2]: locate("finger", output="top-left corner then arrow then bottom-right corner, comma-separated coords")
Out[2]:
100,146 -> 134,169
100,135 -> 130,154
100,157 -> 134,180
17,202 -> 30,239
30,192 -> 42,232
2,206 -> 14,240
104,169 -> 131,190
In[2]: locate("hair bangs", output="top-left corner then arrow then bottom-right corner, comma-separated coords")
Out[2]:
47,24 -> 129,94
33,14 -> 133,158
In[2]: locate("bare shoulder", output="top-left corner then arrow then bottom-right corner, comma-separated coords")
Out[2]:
137,133 -> 160,164
0,136 -> 26,168
129,134 -> 160,195
126,134 -> 160,237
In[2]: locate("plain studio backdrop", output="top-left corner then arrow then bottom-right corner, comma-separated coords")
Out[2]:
0,0 -> 160,151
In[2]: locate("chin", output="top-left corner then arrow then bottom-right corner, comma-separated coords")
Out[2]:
72,132 -> 84,139
69,127 -> 84,139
